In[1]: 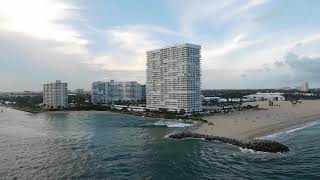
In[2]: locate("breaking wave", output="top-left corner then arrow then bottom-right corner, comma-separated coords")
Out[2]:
239,147 -> 268,154
259,120 -> 320,140
146,120 -> 193,128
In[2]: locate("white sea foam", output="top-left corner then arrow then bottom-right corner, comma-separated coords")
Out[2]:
151,120 -> 193,128
239,147 -> 266,154
239,148 -> 288,158
259,120 -> 320,140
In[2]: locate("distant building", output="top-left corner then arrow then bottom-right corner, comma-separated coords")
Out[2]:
8,91 -> 42,97
141,85 -> 146,100
74,89 -> 85,95
84,91 -> 91,95
279,87 -> 291,91
127,106 -> 146,112
297,81 -> 309,92
203,97 -> 221,102
43,80 -> 68,109
146,43 -> 202,113
244,92 -> 285,101
0,92 -> 10,97
91,80 -> 145,104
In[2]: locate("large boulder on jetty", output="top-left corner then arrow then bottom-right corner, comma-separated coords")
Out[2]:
169,132 -> 289,153
241,140 -> 289,153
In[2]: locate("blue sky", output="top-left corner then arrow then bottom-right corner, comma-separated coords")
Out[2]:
1,0 -> 320,91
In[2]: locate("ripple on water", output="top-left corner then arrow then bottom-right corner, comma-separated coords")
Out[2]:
1,111 -> 320,179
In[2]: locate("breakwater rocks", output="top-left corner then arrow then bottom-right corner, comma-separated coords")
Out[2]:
169,132 -> 289,153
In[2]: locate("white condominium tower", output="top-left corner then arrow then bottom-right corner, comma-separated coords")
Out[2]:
43,80 -> 68,109
146,43 -> 201,113
91,80 -> 145,104
298,81 -> 309,92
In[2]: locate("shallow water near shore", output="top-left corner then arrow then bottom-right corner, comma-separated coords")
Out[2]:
1,108 -> 320,179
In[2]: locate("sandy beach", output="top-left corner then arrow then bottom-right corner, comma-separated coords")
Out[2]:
195,100 -> 320,140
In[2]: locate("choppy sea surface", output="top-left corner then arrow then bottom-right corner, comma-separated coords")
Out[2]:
0,108 -> 320,180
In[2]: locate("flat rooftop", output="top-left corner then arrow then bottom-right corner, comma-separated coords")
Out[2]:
146,43 -> 201,52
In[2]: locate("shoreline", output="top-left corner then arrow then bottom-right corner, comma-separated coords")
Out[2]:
4,105 -> 207,122
5,100 -> 320,141
2,106 -> 204,124
4,102 -> 319,153
247,114 -> 320,139
194,100 -> 320,140
257,119 -> 320,140
0,105 -> 43,114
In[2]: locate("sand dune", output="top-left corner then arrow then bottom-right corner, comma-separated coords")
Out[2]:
195,100 -> 320,140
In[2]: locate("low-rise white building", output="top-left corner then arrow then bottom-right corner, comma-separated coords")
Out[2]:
112,105 -> 128,110
127,106 -> 146,112
203,97 -> 221,102
74,89 -> 85,95
244,92 -> 285,101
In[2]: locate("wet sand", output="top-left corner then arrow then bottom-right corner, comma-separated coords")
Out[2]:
195,100 -> 320,140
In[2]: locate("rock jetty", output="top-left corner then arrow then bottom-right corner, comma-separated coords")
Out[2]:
169,132 -> 289,153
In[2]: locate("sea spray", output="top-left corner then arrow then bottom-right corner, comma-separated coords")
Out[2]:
146,120 -> 194,128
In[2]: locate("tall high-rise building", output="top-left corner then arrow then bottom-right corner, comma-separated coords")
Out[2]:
146,43 -> 201,113
298,81 -> 309,92
91,80 -> 145,104
43,80 -> 68,109
303,81 -> 309,91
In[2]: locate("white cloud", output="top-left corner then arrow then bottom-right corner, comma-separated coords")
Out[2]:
213,0 -> 269,23
172,0 -> 269,36
0,0 -> 88,55
1,0 -> 320,90
169,0 -> 271,71
85,55 -> 145,71
239,0 -> 269,12
83,24 -> 178,71
203,34 -> 258,59
233,33 -> 320,70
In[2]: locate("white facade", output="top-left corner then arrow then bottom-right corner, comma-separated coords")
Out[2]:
244,93 -> 285,101
146,43 -> 201,113
75,89 -> 85,95
43,80 -> 68,109
297,81 -> 309,92
91,80 -> 145,104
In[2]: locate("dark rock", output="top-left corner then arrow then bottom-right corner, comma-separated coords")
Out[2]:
200,119 -> 208,123
169,132 -> 289,153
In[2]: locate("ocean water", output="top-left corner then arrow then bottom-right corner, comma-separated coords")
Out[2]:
0,108 -> 320,180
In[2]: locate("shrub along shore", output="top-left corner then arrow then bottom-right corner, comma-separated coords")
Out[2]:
2,103 -> 207,122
